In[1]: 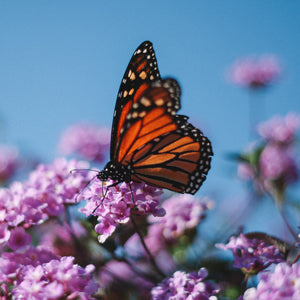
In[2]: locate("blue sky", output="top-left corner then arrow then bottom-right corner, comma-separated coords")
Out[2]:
1,1 -> 300,236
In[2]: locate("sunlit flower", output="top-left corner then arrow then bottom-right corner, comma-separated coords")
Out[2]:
243,262 -> 300,299
145,194 -> 211,253
260,144 -> 298,186
216,233 -> 285,275
0,145 -> 19,184
7,227 -> 31,251
58,123 -> 110,163
258,113 -> 300,145
151,269 -> 218,300
0,158 -> 91,248
229,55 -> 281,89
79,179 -> 163,243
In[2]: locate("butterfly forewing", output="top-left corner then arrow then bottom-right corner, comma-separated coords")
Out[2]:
111,41 -> 161,162
114,79 -> 181,164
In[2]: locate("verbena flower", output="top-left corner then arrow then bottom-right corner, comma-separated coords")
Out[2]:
229,55 -> 281,89
58,123 -> 110,163
0,247 -> 99,299
7,227 -> 32,250
216,233 -> 285,275
0,246 -> 59,284
257,113 -> 300,145
243,262 -> 300,299
0,145 -> 19,184
0,158 -> 91,248
145,194 -> 212,254
151,269 -> 219,300
12,256 -> 98,299
79,179 -> 163,243
259,144 -> 298,187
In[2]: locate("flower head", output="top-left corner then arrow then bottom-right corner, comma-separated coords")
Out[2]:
79,179 -> 163,243
151,269 -> 219,300
259,144 -> 298,187
216,233 -> 285,275
229,55 -> 281,89
145,194 -> 212,253
0,145 -> 19,184
243,262 -> 300,299
12,256 -> 99,299
258,113 -> 300,145
58,123 -> 110,163
0,158 -> 92,248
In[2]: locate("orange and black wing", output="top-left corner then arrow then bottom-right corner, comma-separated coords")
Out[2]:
114,78 -> 213,194
111,41 -> 160,162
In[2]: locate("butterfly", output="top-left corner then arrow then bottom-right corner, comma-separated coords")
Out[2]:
98,41 -> 213,194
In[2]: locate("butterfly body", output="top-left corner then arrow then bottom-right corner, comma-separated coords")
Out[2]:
99,41 -> 213,194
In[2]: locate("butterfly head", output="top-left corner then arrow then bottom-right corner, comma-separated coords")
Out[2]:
97,161 -> 133,183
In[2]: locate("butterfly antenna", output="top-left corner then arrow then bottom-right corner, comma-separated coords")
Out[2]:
74,174 -> 98,203
70,168 -> 100,174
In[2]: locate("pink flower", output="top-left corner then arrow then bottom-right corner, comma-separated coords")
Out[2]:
80,179 -> 164,242
0,145 -> 19,184
216,233 -> 285,274
58,123 -> 110,163
151,269 -> 219,300
243,262 -> 300,299
229,55 -> 281,89
145,194 -> 211,253
258,113 -> 300,145
79,179 -> 163,243
8,227 -> 31,250
260,144 -> 298,185
0,158 -> 92,248
0,247 -> 98,298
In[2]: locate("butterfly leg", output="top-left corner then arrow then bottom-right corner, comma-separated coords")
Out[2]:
92,181 -> 120,214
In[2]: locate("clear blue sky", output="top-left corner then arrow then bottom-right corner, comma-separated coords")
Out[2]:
1,1 -> 300,235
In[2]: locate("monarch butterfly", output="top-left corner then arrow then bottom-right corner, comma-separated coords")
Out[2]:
98,41 -> 213,194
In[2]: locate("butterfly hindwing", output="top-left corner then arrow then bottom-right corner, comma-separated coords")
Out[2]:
111,41 -> 161,161
130,115 -> 213,194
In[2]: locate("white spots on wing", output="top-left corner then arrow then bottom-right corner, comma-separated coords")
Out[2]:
155,98 -> 164,106
139,71 -> 147,80
139,111 -> 146,118
140,97 -> 152,107
129,88 -> 135,95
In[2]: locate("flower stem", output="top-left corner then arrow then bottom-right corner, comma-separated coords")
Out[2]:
130,215 -> 165,279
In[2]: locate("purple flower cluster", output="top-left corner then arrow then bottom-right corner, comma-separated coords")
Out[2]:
151,268 -> 219,300
58,123 -> 110,163
216,234 -> 285,274
243,262 -> 300,300
79,179 -> 163,243
0,158 -> 91,248
258,113 -> 300,145
0,246 -> 99,299
259,144 -> 298,186
238,113 -> 299,193
145,194 -> 212,253
0,145 -> 19,184
229,55 -> 281,89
